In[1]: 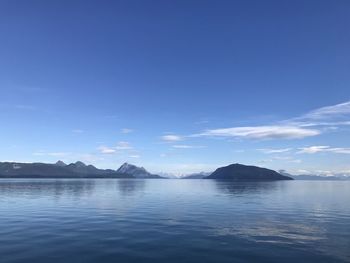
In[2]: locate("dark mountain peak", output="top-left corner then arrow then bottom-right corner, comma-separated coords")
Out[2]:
119,162 -> 131,169
117,163 -> 146,173
117,162 -> 160,178
206,163 -> 293,181
55,160 -> 67,167
74,161 -> 86,167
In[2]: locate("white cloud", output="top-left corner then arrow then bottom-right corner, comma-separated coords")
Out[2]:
289,159 -> 302,163
285,101 -> 350,128
97,141 -> 134,154
296,121 -> 350,127
161,135 -> 183,142
33,152 -> 72,157
98,146 -> 116,154
172,145 -> 205,149
258,148 -> 292,154
197,126 -> 319,140
115,141 -> 133,150
72,129 -> 84,133
49,152 -> 71,157
298,145 -> 350,154
297,169 -> 311,174
121,128 -> 133,134
161,101 -> 349,143
259,156 -> 302,164
128,154 -> 140,158
273,156 -> 302,163
301,101 -> 350,120
79,154 -> 104,163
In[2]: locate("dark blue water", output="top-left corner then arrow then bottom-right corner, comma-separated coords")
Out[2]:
0,179 -> 349,263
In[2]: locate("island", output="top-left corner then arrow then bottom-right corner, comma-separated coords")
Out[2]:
205,163 -> 293,181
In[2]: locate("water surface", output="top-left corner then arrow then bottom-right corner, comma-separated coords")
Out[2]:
0,179 -> 349,262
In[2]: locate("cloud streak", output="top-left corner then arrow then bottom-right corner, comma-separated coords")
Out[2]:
301,101 -> 350,120
115,141 -> 133,150
172,145 -> 205,149
258,148 -> 292,154
196,126 -> 320,140
121,128 -> 133,134
161,135 -> 183,142
298,146 -> 350,154
285,101 -> 350,128
98,141 -> 133,154
98,146 -> 116,154
192,101 -> 350,141
33,151 -> 72,157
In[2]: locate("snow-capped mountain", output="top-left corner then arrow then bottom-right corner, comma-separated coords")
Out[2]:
279,170 -> 350,181
181,171 -> 212,179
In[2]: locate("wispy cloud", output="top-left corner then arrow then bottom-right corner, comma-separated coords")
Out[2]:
296,121 -> 350,127
172,145 -> 205,149
33,151 -> 71,157
258,148 -> 292,154
98,146 -> 116,154
161,135 -> 183,142
299,101 -> 350,120
285,101 -> 350,127
128,154 -> 140,158
298,146 -> 350,154
259,156 -> 301,164
116,141 -> 133,150
196,126 -> 319,140
273,156 -> 302,163
121,128 -> 133,134
192,101 -> 350,141
72,129 -> 84,134
97,141 -> 133,154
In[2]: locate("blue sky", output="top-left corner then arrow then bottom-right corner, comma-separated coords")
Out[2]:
1,0 -> 349,175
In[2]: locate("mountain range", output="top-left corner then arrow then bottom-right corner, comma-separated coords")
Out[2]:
0,161 -> 294,180
0,161 -> 157,178
279,170 -> 350,181
3,161 -> 347,181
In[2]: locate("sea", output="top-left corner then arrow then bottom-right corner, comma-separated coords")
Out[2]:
0,179 -> 349,263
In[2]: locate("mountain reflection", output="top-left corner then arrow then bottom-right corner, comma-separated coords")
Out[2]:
116,179 -> 146,197
0,179 -> 95,199
212,180 -> 281,195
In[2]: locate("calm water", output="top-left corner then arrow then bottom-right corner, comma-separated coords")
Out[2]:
0,179 -> 349,263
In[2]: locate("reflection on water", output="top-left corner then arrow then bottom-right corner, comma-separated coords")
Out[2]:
116,179 -> 146,196
0,179 -> 349,263
0,179 -> 95,199
213,180 -> 281,195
